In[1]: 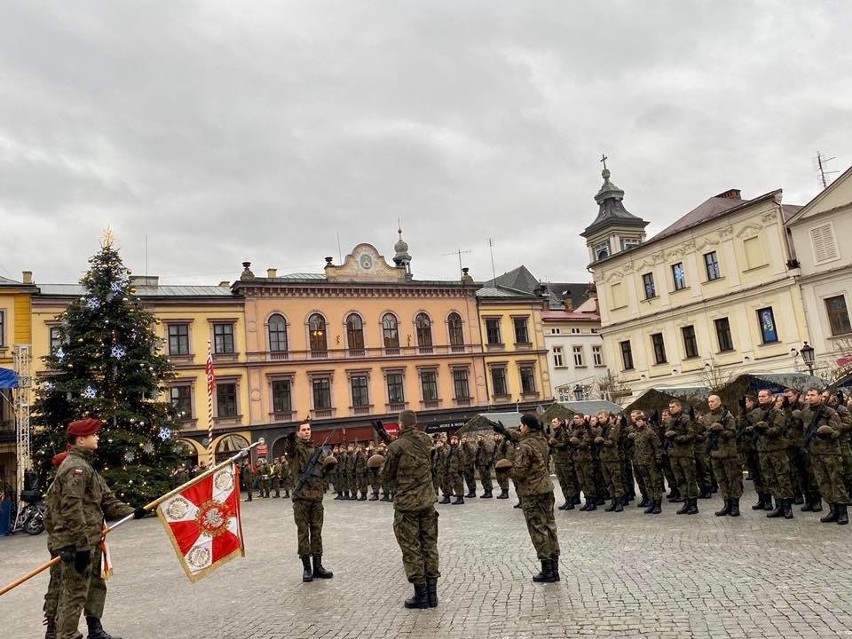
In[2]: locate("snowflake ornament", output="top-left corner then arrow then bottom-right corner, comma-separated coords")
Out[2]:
111,345 -> 126,359
43,381 -> 54,392
81,386 -> 97,399
86,297 -> 101,310
55,347 -> 65,362
110,281 -> 124,294
158,427 -> 173,440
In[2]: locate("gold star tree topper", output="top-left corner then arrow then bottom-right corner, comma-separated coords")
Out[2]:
100,226 -> 117,248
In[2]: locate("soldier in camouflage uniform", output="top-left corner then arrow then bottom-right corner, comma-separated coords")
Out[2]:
381,410 -> 441,609
367,447 -> 384,500
749,389 -> 794,519
446,435 -> 465,505
664,399 -> 699,515
460,436 -> 477,498
493,433 -> 514,499
629,412 -> 663,514
513,414 -> 560,583
271,457 -> 282,498
736,396 -> 770,510
475,434 -> 495,498
596,412 -> 625,512
570,413 -> 601,511
354,444 -> 368,501
824,389 -> 852,499
801,388 -> 849,524
654,409 -> 679,502
436,438 -> 451,504
327,446 -> 340,496
258,458 -> 273,498
284,423 -> 337,581
346,443 -> 358,500
782,389 -> 812,507
549,418 -> 578,510
335,445 -> 350,500
703,395 -> 742,517
241,459 -> 254,501
279,454 -> 292,499
48,419 -> 144,639
43,450 -> 69,639
692,409 -> 714,499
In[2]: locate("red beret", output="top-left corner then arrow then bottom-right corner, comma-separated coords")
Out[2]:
67,418 -> 103,438
52,451 -> 69,467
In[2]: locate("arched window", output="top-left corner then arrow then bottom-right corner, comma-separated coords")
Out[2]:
415,313 -> 433,352
382,313 -> 400,350
448,312 -> 464,350
268,314 -> 288,354
346,313 -> 365,354
308,314 -> 327,356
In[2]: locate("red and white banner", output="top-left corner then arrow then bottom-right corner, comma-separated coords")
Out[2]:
157,463 -> 245,582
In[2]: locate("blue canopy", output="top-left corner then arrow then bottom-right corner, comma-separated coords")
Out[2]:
0,368 -> 19,389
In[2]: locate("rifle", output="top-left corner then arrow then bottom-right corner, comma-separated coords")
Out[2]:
293,429 -> 337,498
803,406 -> 825,451
371,419 -> 392,445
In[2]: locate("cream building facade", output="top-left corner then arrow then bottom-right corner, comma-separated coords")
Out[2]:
584,168 -> 808,400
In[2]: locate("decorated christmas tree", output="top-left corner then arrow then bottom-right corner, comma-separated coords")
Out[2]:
32,230 -> 183,504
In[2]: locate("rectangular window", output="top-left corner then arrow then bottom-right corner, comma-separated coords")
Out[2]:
50,326 -> 63,352
620,340 -> 634,371
170,385 -> 193,419
704,251 -> 721,281
485,318 -> 502,345
621,238 -> 641,251
642,273 -> 656,299
312,378 -> 332,410
552,346 -> 564,368
168,323 -> 190,355
419,370 -> 438,402
213,323 -> 235,354
681,325 -> 699,359
826,295 -> 852,336
348,375 -> 368,408
216,382 -> 237,417
550,328 -> 561,335
387,372 -> 405,404
0,310 -> 4,347
651,333 -> 667,364
715,317 -> 734,352
592,345 -> 604,366
491,367 -> 508,396
452,369 -> 470,399
572,345 -> 585,367
519,366 -> 536,394
757,307 -> 779,344
272,380 -> 292,413
671,263 -> 686,291
513,317 -> 529,344
811,223 -> 839,263
571,328 -> 580,334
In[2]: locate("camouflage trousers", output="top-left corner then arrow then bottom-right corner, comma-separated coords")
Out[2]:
450,472 -> 464,497
520,492 -> 559,560
840,442 -> 852,497
695,451 -> 713,491
393,506 -> 440,584
624,458 -> 638,497
292,499 -> 324,557
634,463 -> 663,502
601,459 -> 625,500
811,453 -> 850,505
495,469 -> 510,491
670,455 -> 699,499
355,473 -> 368,495
575,459 -> 597,500
478,466 -> 493,492
553,459 -> 577,501
368,469 -> 381,493
463,468 -> 476,495
742,446 -> 765,494
711,456 -> 743,499
758,449 -> 793,499
56,549 -> 107,639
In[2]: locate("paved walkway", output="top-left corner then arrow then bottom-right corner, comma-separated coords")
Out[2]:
2,484 -> 852,638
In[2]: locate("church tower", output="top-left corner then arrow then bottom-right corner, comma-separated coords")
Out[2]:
580,159 -> 649,263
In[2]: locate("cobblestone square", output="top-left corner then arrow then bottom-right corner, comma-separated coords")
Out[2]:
3,482 -> 852,638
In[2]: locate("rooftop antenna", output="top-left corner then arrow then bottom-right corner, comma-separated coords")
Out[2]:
145,234 -> 148,278
816,151 -> 838,188
487,238 -> 497,281
336,232 -> 343,263
443,249 -> 471,277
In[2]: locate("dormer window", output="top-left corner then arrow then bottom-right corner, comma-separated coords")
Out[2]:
593,241 -> 610,261
621,238 -> 641,251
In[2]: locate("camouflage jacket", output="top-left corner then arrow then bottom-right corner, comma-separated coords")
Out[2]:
749,403 -> 787,453
475,440 -> 494,468
664,412 -> 695,459
512,431 -> 554,497
46,446 -> 135,551
285,437 -> 329,502
632,426 -> 663,467
597,421 -> 623,463
549,425 -> 573,461
703,408 -> 738,459
801,404 -> 842,456
381,425 -> 434,512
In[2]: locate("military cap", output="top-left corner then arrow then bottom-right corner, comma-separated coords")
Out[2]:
367,454 -> 385,468
67,418 -> 102,438
495,458 -> 513,470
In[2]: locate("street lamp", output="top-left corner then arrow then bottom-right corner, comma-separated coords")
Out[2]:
573,384 -> 584,401
800,342 -> 815,375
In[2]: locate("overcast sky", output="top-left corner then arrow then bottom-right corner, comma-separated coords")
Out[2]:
1,1 -> 850,287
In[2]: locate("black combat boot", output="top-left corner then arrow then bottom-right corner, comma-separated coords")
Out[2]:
550,556 -> 561,582
465,490 -> 476,498
637,495 -> 651,508
650,499 -> 662,514
793,493 -> 804,505
766,498 -> 784,518
585,499 -> 597,511
837,503 -> 849,525
698,485 -> 712,499
811,498 -> 823,512
301,556 -> 314,582
558,499 -> 570,510
283,490 -> 290,498
821,503 -> 838,523
715,499 -> 731,517
676,498 -> 690,515
802,497 -> 822,512
667,489 -> 683,503
513,501 -> 522,509
532,559 -> 558,583
439,495 -> 451,504
614,497 -> 623,512
358,492 -> 367,501
783,498 -> 794,519
686,497 -> 699,515
751,493 -> 766,510
381,493 -> 392,502
44,616 -> 56,639
643,499 -> 656,514
595,495 -> 606,505
312,555 -> 333,579
404,583 -> 429,609
425,578 -> 439,608
729,498 -> 741,517
369,491 -> 379,501
497,488 -> 509,499
452,496 -> 464,505
481,489 -> 493,499
86,616 -> 120,639
763,494 -> 774,511
334,492 -> 342,500
605,498 -> 617,512
564,499 -> 574,511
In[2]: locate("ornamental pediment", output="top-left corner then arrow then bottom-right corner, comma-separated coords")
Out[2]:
325,243 -> 407,283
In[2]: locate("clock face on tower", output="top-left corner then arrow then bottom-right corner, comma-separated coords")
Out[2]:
359,254 -> 373,270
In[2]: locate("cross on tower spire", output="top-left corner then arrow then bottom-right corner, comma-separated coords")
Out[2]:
600,154 -> 608,171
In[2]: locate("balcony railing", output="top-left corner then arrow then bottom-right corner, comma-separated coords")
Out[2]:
246,344 -> 489,363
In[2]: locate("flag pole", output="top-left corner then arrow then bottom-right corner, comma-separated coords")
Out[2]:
205,341 -> 216,464
0,441 -> 259,598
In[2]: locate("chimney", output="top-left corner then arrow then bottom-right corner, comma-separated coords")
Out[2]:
267,268 -> 277,278
563,297 -> 574,312
130,275 -> 159,288
22,270 -> 33,284
240,262 -> 255,281
715,189 -> 742,200
461,267 -> 474,284
219,281 -> 230,288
